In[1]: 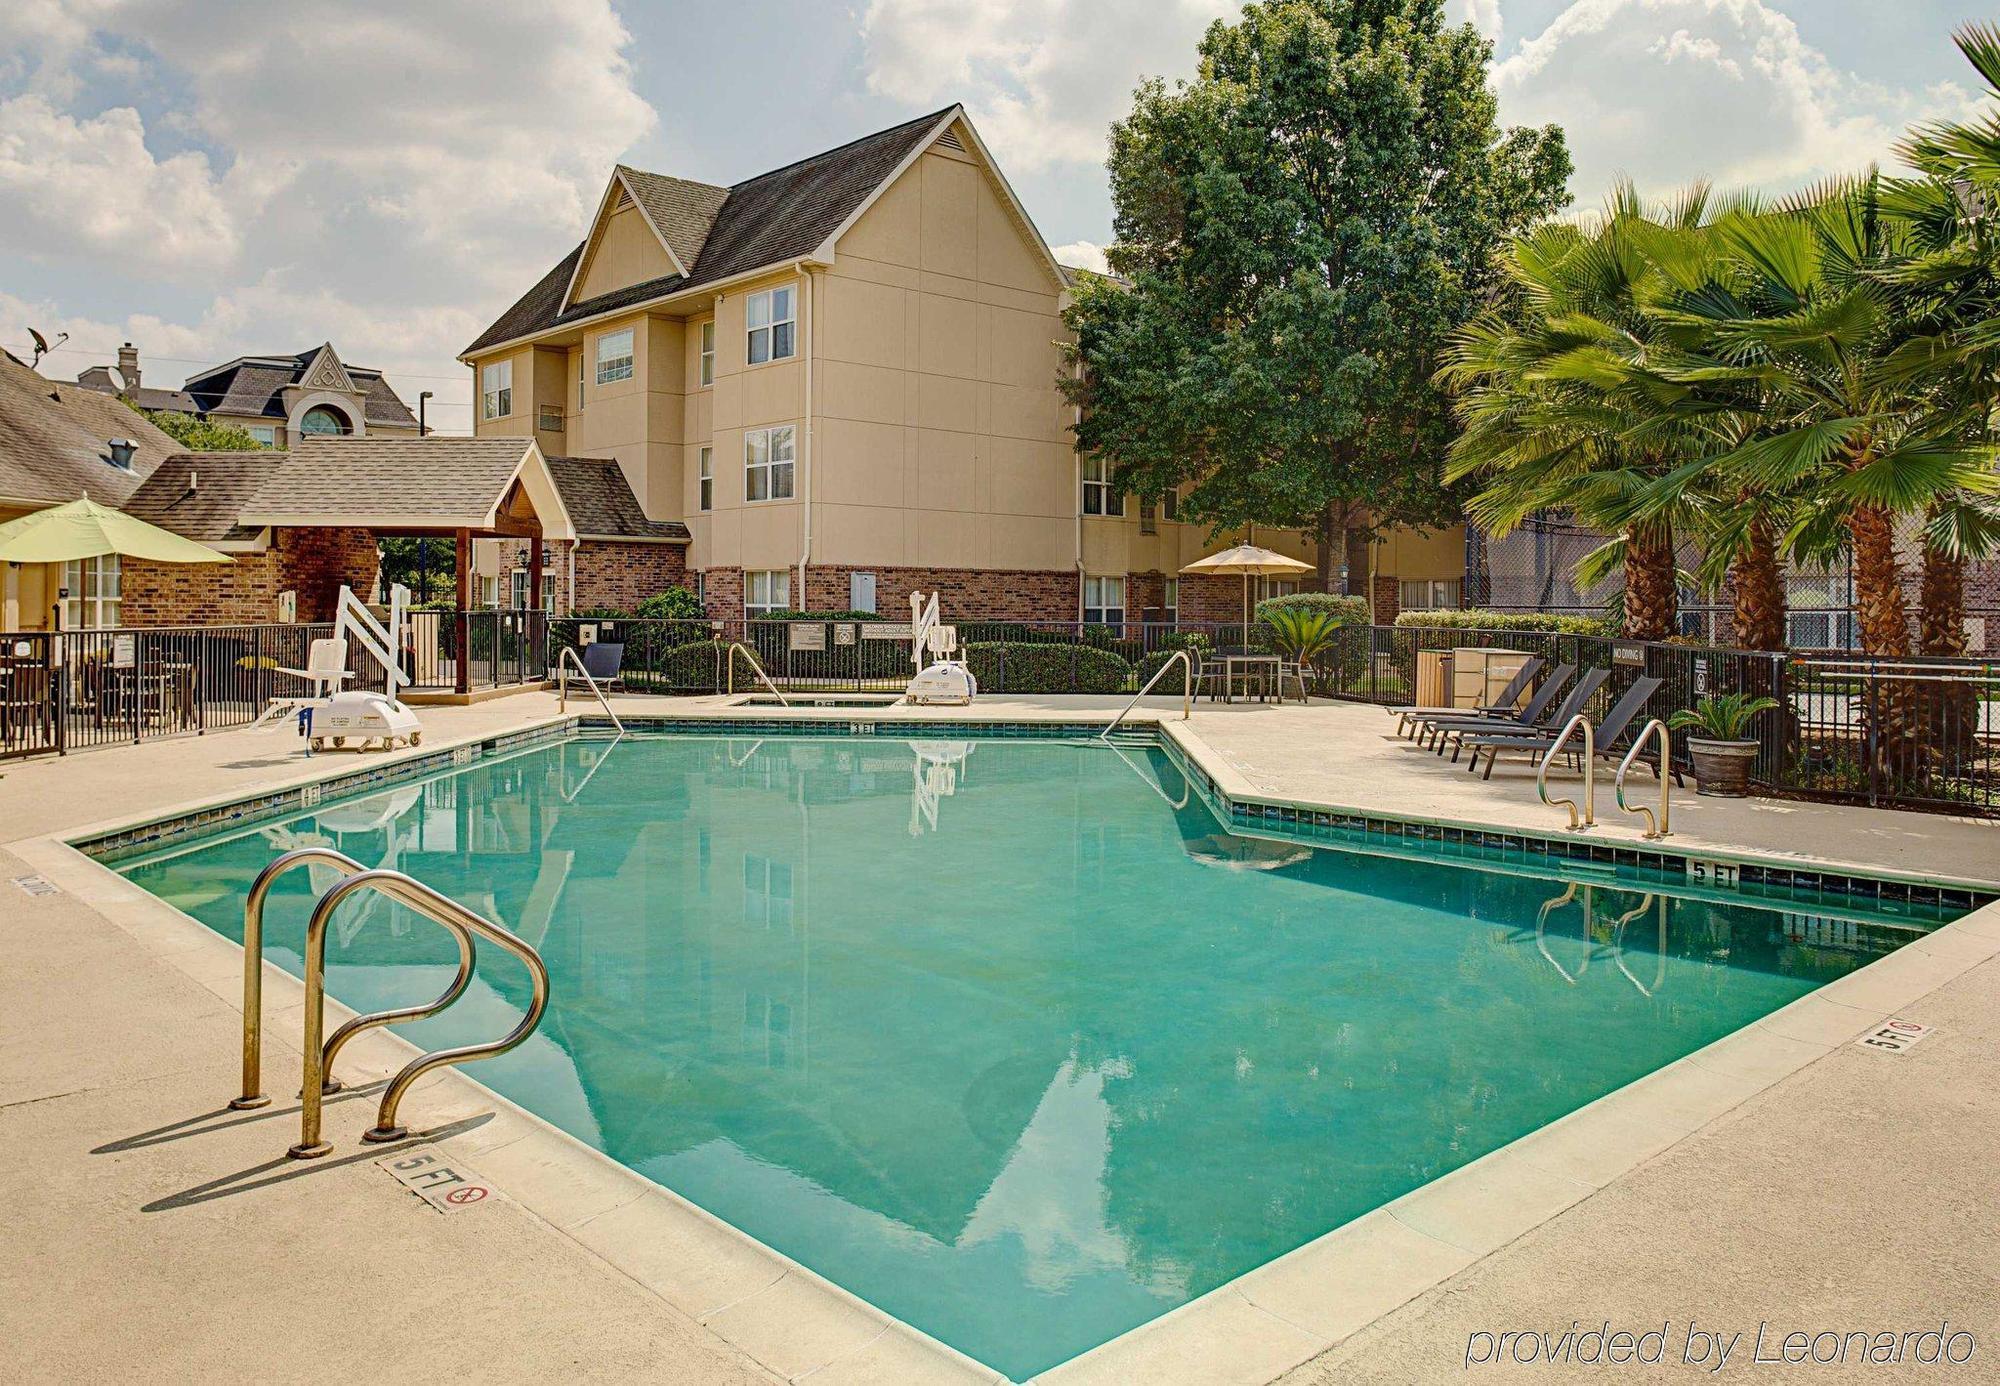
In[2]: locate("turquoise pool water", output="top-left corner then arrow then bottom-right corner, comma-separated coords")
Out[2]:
115,733 -> 1931,1379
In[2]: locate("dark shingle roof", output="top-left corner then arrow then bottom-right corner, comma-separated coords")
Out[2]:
119,450 -> 281,544
74,366 -> 197,413
618,167 -> 730,271
547,456 -> 689,541
0,352 -> 181,508
180,347 -> 419,428
464,106 -> 955,356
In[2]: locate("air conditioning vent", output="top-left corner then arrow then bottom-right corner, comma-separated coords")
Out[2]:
934,128 -> 965,153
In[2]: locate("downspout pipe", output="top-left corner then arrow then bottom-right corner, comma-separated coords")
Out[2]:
795,262 -> 814,604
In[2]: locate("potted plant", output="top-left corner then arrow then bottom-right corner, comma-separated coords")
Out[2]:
1669,693 -> 1780,797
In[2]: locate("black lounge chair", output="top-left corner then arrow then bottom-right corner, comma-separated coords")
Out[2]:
1390,656 -> 1545,737
1409,663 -> 1577,752
580,641 -> 625,691
1463,674 -> 1662,781
1443,667 -> 1609,766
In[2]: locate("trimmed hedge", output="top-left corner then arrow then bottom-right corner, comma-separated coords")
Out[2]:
636,639 -> 725,690
1254,591 -> 1370,625
965,641 -> 1131,694
1394,609 -> 1612,636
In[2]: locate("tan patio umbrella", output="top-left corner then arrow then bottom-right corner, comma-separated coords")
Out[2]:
1180,544 -> 1315,627
0,496 -> 233,566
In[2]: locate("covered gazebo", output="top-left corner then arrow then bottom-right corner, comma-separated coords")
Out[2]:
236,437 -> 577,693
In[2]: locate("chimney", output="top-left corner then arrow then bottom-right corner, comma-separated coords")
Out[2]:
116,342 -> 140,397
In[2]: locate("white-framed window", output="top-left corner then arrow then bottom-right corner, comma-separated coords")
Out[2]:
537,404 -> 564,431
248,424 -> 277,448
697,446 -> 713,511
1163,578 -> 1179,625
480,359 -> 512,419
744,425 -> 795,501
574,350 -> 585,411
1160,489 -> 1179,521
699,320 -> 715,386
1257,576 -> 1301,601
1084,575 -> 1125,626
745,286 -> 795,365
1399,578 -> 1462,611
745,569 -> 790,616
60,555 -> 122,628
1081,455 -> 1122,516
595,328 -> 634,384
510,569 -> 527,609
478,574 -> 499,607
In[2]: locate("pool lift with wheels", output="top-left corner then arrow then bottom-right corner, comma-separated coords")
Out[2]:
251,583 -> 423,753
903,591 -> 977,705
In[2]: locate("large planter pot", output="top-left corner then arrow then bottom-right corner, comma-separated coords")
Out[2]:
1687,737 -> 1758,797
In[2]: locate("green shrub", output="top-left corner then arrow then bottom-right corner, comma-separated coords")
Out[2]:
965,641 -> 1131,694
634,588 -> 704,621
1254,591 -> 1369,626
635,639 -> 725,691
1394,609 -> 1612,636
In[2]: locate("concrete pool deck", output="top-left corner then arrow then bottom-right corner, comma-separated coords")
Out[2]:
3,693 -> 1995,1383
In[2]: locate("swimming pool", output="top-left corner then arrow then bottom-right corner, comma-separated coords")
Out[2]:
112,730 -> 1956,1379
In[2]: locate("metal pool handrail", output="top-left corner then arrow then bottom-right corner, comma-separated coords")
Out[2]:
1615,718 -> 1672,840
235,846 -> 368,1109
1538,713 -> 1595,831
557,645 -> 624,735
726,642 -> 789,706
1100,648 -> 1193,741
291,868 -> 550,1159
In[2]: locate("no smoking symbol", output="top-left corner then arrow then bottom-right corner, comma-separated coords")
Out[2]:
444,1186 -> 489,1205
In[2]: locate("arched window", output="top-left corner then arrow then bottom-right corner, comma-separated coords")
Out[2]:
300,405 -> 348,436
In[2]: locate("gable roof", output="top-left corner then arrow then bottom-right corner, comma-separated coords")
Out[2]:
0,351 -> 181,509
181,345 -> 418,429
119,450 -> 280,546
618,168 -> 730,271
546,456 -> 689,542
237,436 -> 574,540
464,106 -> 960,357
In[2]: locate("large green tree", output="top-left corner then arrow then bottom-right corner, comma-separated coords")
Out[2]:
1063,0 -> 1569,594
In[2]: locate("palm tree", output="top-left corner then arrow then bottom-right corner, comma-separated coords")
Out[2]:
1440,185 -> 1710,641
1655,175 -> 1998,665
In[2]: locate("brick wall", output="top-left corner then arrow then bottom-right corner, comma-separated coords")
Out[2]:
1177,574 -> 1249,625
702,564 -> 1083,622
121,527 -> 378,626
495,539 -> 691,614
1371,573 -> 1400,626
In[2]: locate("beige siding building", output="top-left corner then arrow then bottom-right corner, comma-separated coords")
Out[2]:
462,106 -> 1462,625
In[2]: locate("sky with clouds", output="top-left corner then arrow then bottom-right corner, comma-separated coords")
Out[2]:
1,0 -> 1992,432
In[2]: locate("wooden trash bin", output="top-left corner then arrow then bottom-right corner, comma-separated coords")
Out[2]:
1414,650 -> 1452,709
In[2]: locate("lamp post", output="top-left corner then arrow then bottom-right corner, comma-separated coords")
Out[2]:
417,391 -> 435,600
418,390 -> 433,437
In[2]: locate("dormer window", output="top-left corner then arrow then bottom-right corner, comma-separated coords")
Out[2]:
746,287 -> 794,365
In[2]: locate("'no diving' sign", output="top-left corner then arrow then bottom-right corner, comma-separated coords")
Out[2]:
377,1146 -> 499,1214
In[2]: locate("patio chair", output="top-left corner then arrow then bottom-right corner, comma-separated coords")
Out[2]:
580,641 -> 625,691
1389,656 -> 1545,737
1407,663 -> 1577,752
1462,674 -> 1662,781
1436,667 -> 1608,764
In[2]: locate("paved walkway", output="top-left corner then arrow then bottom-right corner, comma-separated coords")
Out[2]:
3,694 -> 1995,1383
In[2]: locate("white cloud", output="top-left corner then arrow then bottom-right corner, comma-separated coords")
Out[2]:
1448,0 -> 1503,43
0,95 -> 237,272
859,0 -> 1234,174
0,0 -> 653,426
1493,0 -> 1985,201
1050,239 -> 1109,274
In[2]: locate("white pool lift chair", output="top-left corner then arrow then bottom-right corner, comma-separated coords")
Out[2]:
250,586 -> 423,752
903,591 -> 977,705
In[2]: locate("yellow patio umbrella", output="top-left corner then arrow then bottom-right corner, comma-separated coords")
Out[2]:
0,496 -> 233,566
1180,543 -> 1315,628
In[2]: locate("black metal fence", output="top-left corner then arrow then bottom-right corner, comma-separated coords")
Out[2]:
0,611 -> 549,760
1331,625 -> 1999,815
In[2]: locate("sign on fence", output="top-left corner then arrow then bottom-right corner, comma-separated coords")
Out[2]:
834,623 -> 857,646
788,623 -> 826,652
1612,641 -> 1646,667
864,623 -> 914,640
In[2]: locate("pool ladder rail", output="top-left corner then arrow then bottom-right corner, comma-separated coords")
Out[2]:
556,645 -> 624,736
1100,648 -> 1194,741
1539,714 -> 1674,838
725,641 -> 790,706
235,849 -> 551,1159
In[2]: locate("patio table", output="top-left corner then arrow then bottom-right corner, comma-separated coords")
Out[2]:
1220,652 -> 1282,703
